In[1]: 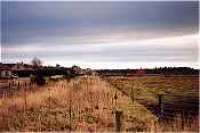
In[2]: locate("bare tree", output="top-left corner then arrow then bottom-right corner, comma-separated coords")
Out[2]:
31,57 -> 45,86
31,57 -> 42,68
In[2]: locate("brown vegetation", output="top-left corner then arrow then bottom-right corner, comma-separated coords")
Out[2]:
0,75 -> 198,131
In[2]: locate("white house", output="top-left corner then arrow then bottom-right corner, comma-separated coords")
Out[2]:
0,67 -> 12,78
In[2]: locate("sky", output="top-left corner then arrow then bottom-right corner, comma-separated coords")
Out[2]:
1,1 -> 199,69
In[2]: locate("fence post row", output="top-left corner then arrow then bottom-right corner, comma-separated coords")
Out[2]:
115,110 -> 123,132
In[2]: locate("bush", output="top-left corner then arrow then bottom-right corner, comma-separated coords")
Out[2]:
30,72 -> 46,86
35,74 -> 46,85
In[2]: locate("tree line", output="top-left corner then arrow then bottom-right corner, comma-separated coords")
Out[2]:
96,67 -> 199,76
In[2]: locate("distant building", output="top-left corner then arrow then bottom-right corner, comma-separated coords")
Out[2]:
0,62 -> 34,78
0,67 -> 12,78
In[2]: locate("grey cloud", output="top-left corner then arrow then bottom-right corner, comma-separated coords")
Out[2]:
2,1 -> 198,45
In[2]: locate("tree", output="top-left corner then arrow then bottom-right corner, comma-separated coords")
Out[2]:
31,57 -> 42,68
31,57 -> 45,85
56,64 -> 60,67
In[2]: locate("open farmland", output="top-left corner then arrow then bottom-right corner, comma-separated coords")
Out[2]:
104,75 -> 199,130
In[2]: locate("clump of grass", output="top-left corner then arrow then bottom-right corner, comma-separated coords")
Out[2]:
154,114 -> 199,132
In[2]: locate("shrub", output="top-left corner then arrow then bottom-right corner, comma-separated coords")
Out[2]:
35,73 -> 45,86
31,71 -> 46,86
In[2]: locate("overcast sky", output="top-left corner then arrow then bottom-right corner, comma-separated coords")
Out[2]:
1,1 -> 199,69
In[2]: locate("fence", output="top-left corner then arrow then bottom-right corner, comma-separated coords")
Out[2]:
0,78 -> 37,97
103,76 -> 199,125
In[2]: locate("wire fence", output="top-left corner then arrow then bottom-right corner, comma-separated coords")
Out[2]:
103,76 -> 199,122
0,78 -> 36,97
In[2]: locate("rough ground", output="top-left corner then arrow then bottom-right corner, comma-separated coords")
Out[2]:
0,76 -> 157,132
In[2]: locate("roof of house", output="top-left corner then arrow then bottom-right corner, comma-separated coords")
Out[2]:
0,66 -> 12,71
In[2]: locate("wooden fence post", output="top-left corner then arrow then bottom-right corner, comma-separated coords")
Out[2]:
24,86 -> 27,110
115,110 -> 123,132
181,111 -> 185,130
158,94 -> 163,119
23,85 -> 27,129
130,86 -> 135,104
8,82 -> 11,89
69,85 -> 72,132
17,82 -> 20,90
48,87 -> 51,130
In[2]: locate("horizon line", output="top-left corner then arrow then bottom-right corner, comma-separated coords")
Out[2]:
0,61 -> 199,70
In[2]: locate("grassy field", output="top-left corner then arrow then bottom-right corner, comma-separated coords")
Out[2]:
0,75 -> 199,131
0,76 -> 158,132
104,75 -> 199,131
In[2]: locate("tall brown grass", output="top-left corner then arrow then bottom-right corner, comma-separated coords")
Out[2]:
0,76 -> 198,132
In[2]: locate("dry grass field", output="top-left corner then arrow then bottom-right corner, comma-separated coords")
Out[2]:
0,76 -> 157,132
104,75 -> 199,131
0,75 -> 199,132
